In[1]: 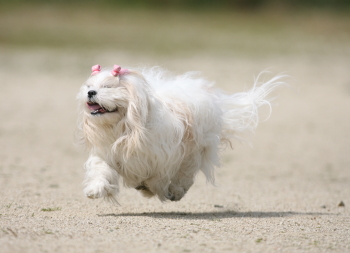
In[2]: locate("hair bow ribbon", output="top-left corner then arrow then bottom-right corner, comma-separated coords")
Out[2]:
111,65 -> 129,76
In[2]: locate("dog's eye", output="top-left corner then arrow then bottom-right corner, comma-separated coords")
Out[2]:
102,85 -> 112,88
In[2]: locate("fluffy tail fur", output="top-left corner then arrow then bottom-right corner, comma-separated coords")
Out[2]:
219,72 -> 287,143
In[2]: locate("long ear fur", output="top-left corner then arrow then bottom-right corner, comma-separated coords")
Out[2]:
112,72 -> 149,158
76,104 -> 95,151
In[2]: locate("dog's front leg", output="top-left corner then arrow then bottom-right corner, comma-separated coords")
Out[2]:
83,155 -> 119,203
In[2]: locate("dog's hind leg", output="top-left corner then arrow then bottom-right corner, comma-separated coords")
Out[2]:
167,171 -> 195,202
135,181 -> 156,198
83,155 -> 120,203
139,176 -> 175,202
167,146 -> 218,201
166,153 -> 202,201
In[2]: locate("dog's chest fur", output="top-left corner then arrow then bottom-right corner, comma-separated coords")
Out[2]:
88,116 -> 192,189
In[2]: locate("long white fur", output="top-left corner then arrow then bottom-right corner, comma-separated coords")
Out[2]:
77,66 -> 285,203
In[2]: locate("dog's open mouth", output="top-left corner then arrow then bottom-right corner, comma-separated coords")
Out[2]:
87,102 -> 118,115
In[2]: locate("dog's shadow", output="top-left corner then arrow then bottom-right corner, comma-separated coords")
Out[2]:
98,210 -> 332,220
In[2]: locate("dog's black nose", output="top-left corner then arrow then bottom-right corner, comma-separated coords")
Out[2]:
88,90 -> 97,98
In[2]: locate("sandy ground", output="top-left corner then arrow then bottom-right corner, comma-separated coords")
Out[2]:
0,22 -> 350,252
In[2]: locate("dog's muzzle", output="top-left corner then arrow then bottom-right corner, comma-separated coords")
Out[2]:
86,90 -> 118,115
88,90 -> 97,98
86,102 -> 118,115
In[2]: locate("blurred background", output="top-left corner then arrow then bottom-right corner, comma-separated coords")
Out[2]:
0,0 -> 349,200
0,0 -> 349,208
1,0 -> 349,58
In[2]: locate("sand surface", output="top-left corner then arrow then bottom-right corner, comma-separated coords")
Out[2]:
0,9 -> 350,252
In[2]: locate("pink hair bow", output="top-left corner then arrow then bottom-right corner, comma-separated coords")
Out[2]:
111,65 -> 129,76
91,64 -> 101,75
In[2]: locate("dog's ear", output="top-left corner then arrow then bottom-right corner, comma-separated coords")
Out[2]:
113,73 -> 149,157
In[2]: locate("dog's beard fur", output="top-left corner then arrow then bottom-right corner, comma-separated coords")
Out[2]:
77,67 -> 285,203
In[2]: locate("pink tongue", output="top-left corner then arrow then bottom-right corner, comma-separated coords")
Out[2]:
87,103 -> 102,110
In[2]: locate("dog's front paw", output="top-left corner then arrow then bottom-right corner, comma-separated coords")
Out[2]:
84,180 -> 108,199
84,180 -> 117,201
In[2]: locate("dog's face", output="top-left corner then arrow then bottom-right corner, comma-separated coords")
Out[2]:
77,70 -> 130,124
77,67 -> 150,153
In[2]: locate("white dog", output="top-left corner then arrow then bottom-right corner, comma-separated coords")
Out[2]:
77,64 -> 284,203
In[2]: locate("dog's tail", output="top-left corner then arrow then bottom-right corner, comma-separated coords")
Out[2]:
219,72 -> 287,145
